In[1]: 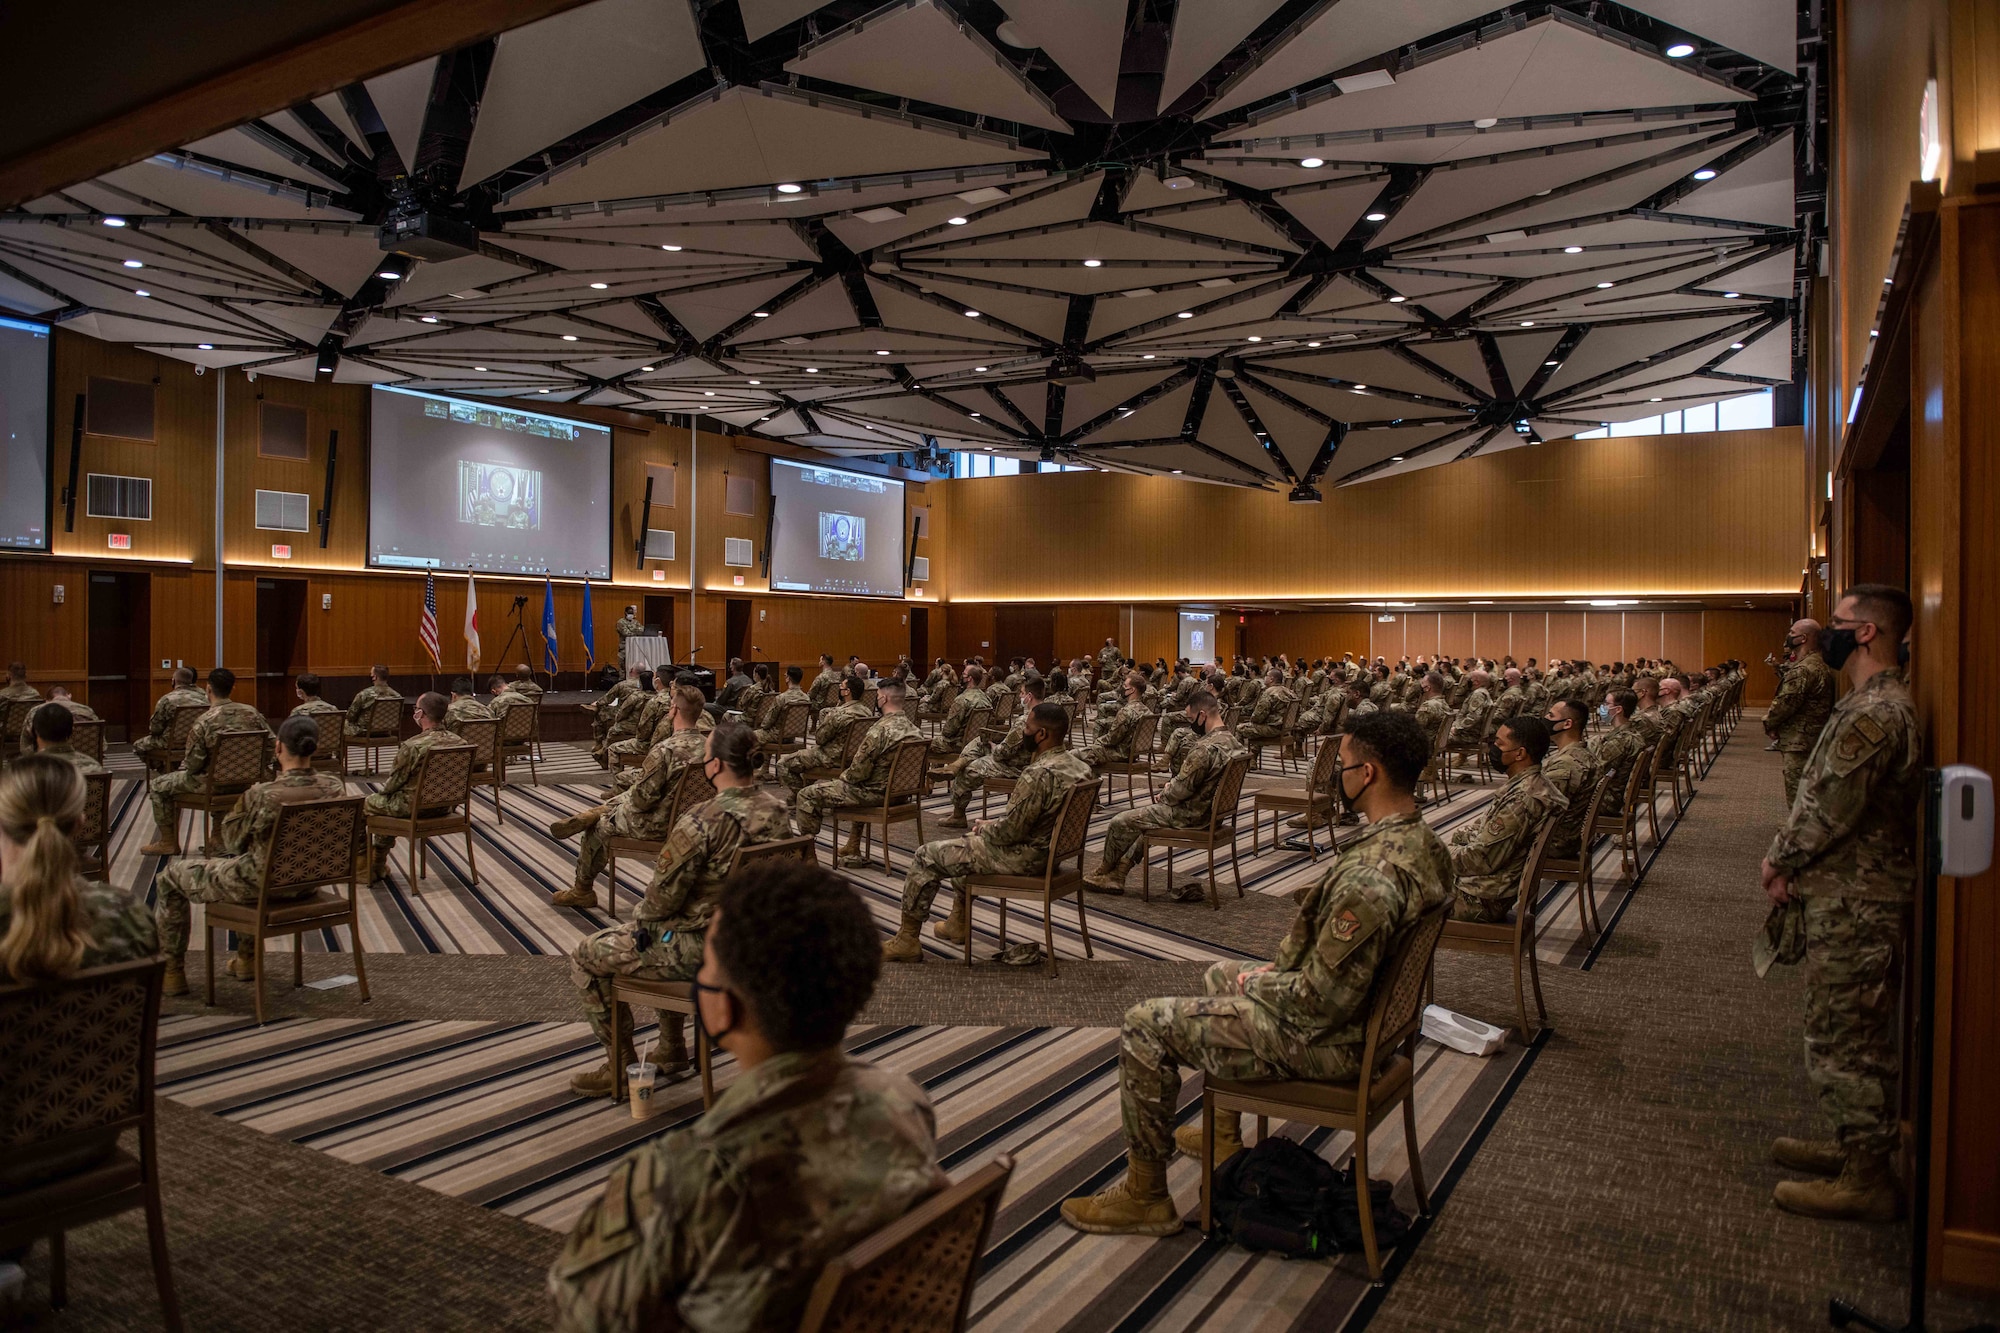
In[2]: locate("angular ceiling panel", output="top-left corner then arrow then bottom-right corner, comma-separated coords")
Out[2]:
1618,0 -> 1798,71
1158,0 -> 1289,113
995,0 -> 1127,117
363,58 -> 438,173
1205,0 -> 1501,119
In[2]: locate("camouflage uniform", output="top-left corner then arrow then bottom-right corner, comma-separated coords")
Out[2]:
1098,644 -> 1123,679
1235,684 -> 1297,745
153,769 -> 349,959
613,614 -> 643,669
343,682 -> 403,739
1414,695 -> 1451,738
17,696 -> 97,756
570,729 -> 711,894
132,684 -> 206,767
1096,726 -> 1247,884
776,701 -> 875,793
148,700 -> 273,834
1630,705 -> 1668,750
1539,742 -> 1600,861
929,685 -> 991,760
592,678 -> 642,756
944,718 -> 1036,820
807,668 -> 841,711
1490,686 -> 1528,730
445,695 -> 494,730
1117,812 -> 1452,1161
1588,723 -> 1650,816
548,1048 -> 947,1333
794,714 -> 924,837
1080,700 -> 1149,767
1766,668 -> 1920,1157
752,686 -> 811,747
36,740 -> 104,779
733,684 -> 772,727
902,748 -> 1092,920
1448,688 -> 1492,745
364,727 -> 467,861
568,785 -> 792,1058
288,696 -> 342,722
608,690 -> 673,766
1764,650 -> 1836,806
1447,766 -> 1564,922
0,874 -> 157,968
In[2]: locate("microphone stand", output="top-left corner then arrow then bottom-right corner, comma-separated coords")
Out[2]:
496,595 -> 532,675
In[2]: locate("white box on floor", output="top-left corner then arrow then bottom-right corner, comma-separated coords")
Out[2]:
1422,1004 -> 1508,1057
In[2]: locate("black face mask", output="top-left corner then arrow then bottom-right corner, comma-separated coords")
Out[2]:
1822,626 -> 1861,670
1897,639 -> 1911,668
1485,742 -> 1507,770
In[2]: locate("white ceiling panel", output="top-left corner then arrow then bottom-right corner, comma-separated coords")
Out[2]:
363,58 -> 438,173
1205,0 -> 1501,119
1618,0 -> 1797,70
1671,131 -> 1795,226
994,0 -> 1127,117
1158,0 -> 1289,113
739,0 -> 832,41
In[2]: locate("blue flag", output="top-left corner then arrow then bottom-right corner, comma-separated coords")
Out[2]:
579,578 -> 596,673
542,575 -> 559,678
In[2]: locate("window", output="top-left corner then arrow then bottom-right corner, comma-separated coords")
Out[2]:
258,401 -> 309,460
254,489 -> 311,531
723,536 -> 753,567
1572,390 -> 1773,441
85,473 -> 152,520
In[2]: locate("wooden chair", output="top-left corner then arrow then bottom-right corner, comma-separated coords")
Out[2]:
1681,699 -> 1715,786
1435,818 -> 1559,1037
1415,712 -> 1454,806
1140,755 -> 1250,909
1607,746 -> 1656,875
152,702 -> 211,775
761,700 -> 816,768
608,832 -> 821,1104
172,730 -> 273,854
918,682 -> 959,734
203,796 -> 371,1026
69,717 -> 105,763
1244,699 -> 1302,774
1250,735 -> 1342,859
986,688 -> 1017,730
72,770 -> 112,882
1440,706 -> 1493,783
795,1154 -> 1015,1333
0,957 -> 183,1331
363,743 -> 478,888
1098,712 -> 1160,806
830,737 -> 932,873
1197,902 -> 1448,1282
1535,767 -> 1621,941
496,698 -> 541,786
0,697 -> 37,763
457,717 -> 504,823
602,762 -> 716,921
299,709 -> 347,778
349,696 -> 404,775
957,782 -> 1098,977
1646,723 -> 1686,827
928,704 -> 991,785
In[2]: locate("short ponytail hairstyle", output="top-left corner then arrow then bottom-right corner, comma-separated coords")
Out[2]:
0,754 -> 89,981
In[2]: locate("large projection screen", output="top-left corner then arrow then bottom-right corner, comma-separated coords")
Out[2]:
1178,611 -> 1217,665
368,387 -> 612,579
0,316 -> 52,552
768,458 -> 906,599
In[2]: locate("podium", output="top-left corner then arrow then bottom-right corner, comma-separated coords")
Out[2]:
627,636 -> 673,674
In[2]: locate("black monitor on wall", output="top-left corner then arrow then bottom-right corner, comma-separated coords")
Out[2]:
0,315 -> 52,551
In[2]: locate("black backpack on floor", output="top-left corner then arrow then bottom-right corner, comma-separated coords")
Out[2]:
1208,1134 -> 1412,1259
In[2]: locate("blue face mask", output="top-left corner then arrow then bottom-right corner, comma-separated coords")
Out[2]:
1597,703 -> 1613,722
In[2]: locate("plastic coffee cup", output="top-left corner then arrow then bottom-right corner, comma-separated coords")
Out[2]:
628,1062 -> 658,1119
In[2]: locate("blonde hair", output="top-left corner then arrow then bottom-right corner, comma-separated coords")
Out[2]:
0,753 -> 91,981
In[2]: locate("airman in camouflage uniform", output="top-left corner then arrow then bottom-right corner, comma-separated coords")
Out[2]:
928,672 -> 991,759
154,765 -> 348,992
1447,724 -> 1564,922
612,607 -> 643,669
362,698 -> 465,878
0,874 -> 157,973
1235,671 -> 1297,747
551,718 -> 709,909
445,686 -> 494,731
1762,586 -> 1920,1222
566,783 -> 792,1091
17,689 -> 96,756
288,682 -> 342,723
343,668 -> 403,740
1539,704 -> 1600,861
807,658 -> 841,711
1087,698 -> 1246,903
752,672 -> 812,747
1062,716 -> 1453,1235
1080,675 -> 1151,768
0,664 -> 39,713
1588,690 -> 1650,816
1414,675 -> 1452,738
938,706 -> 1038,829
884,710 -> 1093,960
134,670 -> 206,771
142,680 -> 273,853
1447,674 -> 1493,748
776,688 -> 875,793
608,679 -> 675,767
34,737 -> 104,780
1764,628 -> 1836,806
794,695 -> 923,864
590,668 -> 644,761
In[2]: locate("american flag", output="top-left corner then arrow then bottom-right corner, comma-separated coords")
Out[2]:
417,570 -> 441,668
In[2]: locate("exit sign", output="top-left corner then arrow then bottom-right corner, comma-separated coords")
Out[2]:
271,544 -> 292,559
106,533 -> 131,550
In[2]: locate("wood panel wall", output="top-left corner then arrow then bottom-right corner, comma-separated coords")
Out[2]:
1241,611 -> 1371,662
939,428 -> 1806,603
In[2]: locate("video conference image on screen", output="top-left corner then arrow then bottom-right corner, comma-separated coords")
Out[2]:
0,316 -> 51,552
769,457 -> 905,598
368,386 -> 611,579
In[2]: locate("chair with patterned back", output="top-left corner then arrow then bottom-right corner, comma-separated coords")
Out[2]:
1646,721 -> 1686,824
1441,705 -> 1494,783
918,682 -> 959,734
764,700 -> 817,769
308,709 -> 348,778
154,702 -> 210,775
804,719 -> 870,785
69,717 -> 105,764
830,737 -> 932,874
1140,755 -> 1250,909
203,796 -> 370,1025
71,770 -> 113,882
496,698 -> 541,786
0,957 -> 183,1329
987,687 -> 1017,730
1537,766 -> 1621,943
1198,902 -> 1449,1282
173,729 -> 274,854
959,781 -> 1099,977
794,1155 -> 1015,1333
0,697 -> 36,763
1098,712 -> 1161,807
1436,817 -> 1559,1036
1250,733 -> 1342,860
456,717 -> 504,824
363,743 -> 478,888
600,760 -> 718,919
353,696 -> 405,775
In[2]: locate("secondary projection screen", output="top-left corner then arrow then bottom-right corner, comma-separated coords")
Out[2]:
1179,611 -> 1217,664
0,316 -> 51,551
368,387 -> 612,579
768,458 -> 906,598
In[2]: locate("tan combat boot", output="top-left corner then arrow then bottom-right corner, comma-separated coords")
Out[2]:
549,884 -> 599,909
881,920 -> 925,963
838,829 -> 868,868
1060,1157 -> 1181,1236
933,897 -> 970,944
655,1013 -> 691,1072
936,807 -> 970,830
570,1036 -> 640,1098
1774,1150 -> 1901,1222
548,807 -> 602,841
139,823 -> 179,857
1772,1136 -> 1845,1177
227,947 -> 257,981
1082,865 -> 1126,896
161,959 -> 189,997
1174,1114 -> 1244,1167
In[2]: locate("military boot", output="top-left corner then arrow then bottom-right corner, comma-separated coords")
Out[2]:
935,808 -> 970,830
227,945 -> 257,981
1174,1114 -> 1244,1167
570,1036 -> 640,1098
838,829 -> 869,869
655,1013 -> 691,1072
1772,1136 -> 1845,1177
549,884 -> 599,909
139,823 -> 179,858
1060,1157 -> 1181,1236
367,844 -> 390,883
548,808 -> 601,841
1774,1150 -> 1901,1222
1082,867 -> 1126,896
881,920 -> 924,963
161,959 -> 189,997
933,897 -> 970,944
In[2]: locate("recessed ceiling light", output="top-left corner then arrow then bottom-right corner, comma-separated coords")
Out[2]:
102,216 -> 127,227
752,311 -> 769,318
1082,258 -> 1103,268
1176,311 -> 1193,319
1246,335 -> 1262,342
642,365 -> 655,372
377,270 -> 402,280
197,343 -> 213,350
661,244 -> 683,251
1564,245 -> 1584,254
1692,168 -> 1717,180
1650,397 -> 1664,402
963,309 -> 980,317
1364,211 -> 1387,222
775,183 -> 803,194
539,388 -> 550,393
421,315 -> 439,323
1300,157 -> 1324,168
1723,291 -> 1740,298
122,259 -> 143,269
1869,329 -> 1879,337
1352,384 -> 1367,391
1730,341 -> 1745,349
805,366 -> 818,373
748,379 -> 761,385
475,366 -> 487,371
318,366 -> 332,373
974,365 -> 988,371
1472,118 -> 1499,129
1666,42 -> 1695,57
1307,341 -> 1321,347
968,411 -> 980,417
947,216 -> 969,226
1597,281 -> 1615,288
589,281 -> 608,290
1520,320 -> 1535,327
1141,353 -> 1156,359
875,349 -> 891,355
134,289 -> 150,297
562,334 -> 578,341
1390,455 -> 1404,462
1170,469 -> 1182,474
1545,359 -> 1560,366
